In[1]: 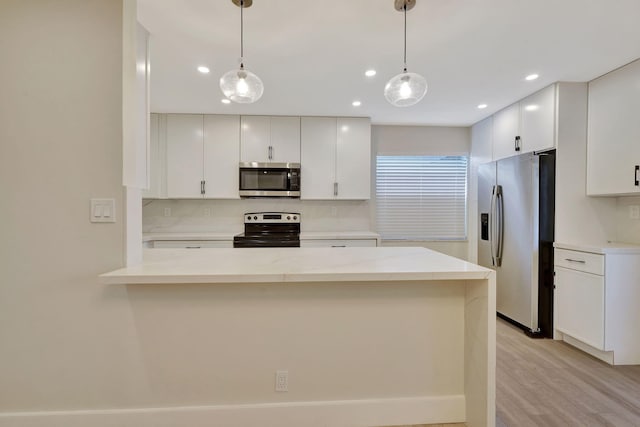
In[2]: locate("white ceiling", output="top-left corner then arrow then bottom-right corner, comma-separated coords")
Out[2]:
138,0 -> 640,126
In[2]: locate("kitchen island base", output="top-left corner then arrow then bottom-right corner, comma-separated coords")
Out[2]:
2,247 -> 496,427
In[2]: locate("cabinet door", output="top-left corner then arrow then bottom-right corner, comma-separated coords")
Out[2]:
142,113 -> 166,198
166,114 -> 204,198
203,115 -> 240,199
300,117 -> 337,199
300,239 -> 377,248
520,84 -> 556,153
492,103 -> 520,161
587,59 -> 640,195
336,118 -> 371,199
555,266 -> 605,350
270,116 -> 300,163
240,115 -> 270,162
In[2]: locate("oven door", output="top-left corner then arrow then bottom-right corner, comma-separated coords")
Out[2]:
239,162 -> 300,197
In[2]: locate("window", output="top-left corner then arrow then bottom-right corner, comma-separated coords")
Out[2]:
376,155 -> 468,240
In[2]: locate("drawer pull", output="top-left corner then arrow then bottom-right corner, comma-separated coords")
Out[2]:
565,258 -> 586,263
185,246 -> 201,249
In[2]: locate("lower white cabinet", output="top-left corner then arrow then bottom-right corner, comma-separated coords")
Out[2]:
152,240 -> 232,248
300,239 -> 377,248
554,245 -> 640,365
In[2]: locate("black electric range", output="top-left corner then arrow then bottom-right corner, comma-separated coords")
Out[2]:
233,212 -> 301,248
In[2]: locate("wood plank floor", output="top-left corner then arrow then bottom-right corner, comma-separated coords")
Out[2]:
382,318 -> 640,427
496,318 -> 640,426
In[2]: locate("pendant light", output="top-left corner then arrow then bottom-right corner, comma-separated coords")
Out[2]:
219,0 -> 264,103
384,0 -> 427,107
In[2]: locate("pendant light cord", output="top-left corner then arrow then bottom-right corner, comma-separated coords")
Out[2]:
403,3 -> 407,72
240,0 -> 244,68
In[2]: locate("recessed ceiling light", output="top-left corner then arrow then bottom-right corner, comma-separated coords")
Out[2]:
197,66 -> 210,74
221,99 -> 231,104
525,74 -> 539,81
365,69 -> 377,77
524,104 -> 539,111
477,104 -> 488,109
352,100 -> 362,107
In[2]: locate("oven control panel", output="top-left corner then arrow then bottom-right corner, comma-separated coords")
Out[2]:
244,212 -> 300,223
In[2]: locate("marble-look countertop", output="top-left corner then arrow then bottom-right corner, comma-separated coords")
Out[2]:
143,231 -> 381,242
100,247 -> 491,285
554,241 -> 640,254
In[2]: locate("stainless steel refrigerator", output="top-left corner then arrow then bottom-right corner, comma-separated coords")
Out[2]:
477,151 -> 555,337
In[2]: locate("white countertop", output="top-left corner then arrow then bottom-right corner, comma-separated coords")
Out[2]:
554,241 -> 640,254
143,231 -> 380,242
100,247 -> 492,285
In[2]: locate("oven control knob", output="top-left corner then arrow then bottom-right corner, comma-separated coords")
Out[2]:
287,216 -> 291,220
293,216 -> 297,220
246,216 -> 251,221
254,216 -> 258,220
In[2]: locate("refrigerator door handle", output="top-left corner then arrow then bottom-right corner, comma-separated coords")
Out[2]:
490,186 -> 497,266
495,185 -> 504,267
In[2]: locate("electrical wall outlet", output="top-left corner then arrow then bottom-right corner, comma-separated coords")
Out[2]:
275,370 -> 288,392
163,207 -> 171,217
203,208 -> 211,217
630,205 -> 640,220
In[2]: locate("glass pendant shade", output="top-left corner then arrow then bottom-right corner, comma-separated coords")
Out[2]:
219,67 -> 263,103
384,71 -> 427,107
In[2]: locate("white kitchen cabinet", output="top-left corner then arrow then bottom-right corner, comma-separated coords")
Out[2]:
492,103 -> 520,161
492,84 -> 557,161
301,117 -> 371,200
586,59 -> 640,196
240,116 -> 300,163
520,84 -> 557,154
166,114 -> 240,199
300,239 -> 377,248
203,115 -> 240,199
553,244 -> 640,365
142,113 -> 167,198
152,240 -> 233,248
167,114 -> 203,198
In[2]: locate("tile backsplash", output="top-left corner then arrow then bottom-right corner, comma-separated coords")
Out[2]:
616,196 -> 640,244
142,199 -> 372,233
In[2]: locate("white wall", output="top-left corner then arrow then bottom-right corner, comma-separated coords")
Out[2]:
372,125 -> 471,260
615,196 -> 640,244
0,0 -> 151,412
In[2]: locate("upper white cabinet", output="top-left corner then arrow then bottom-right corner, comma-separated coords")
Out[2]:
492,84 -> 557,161
586,59 -> 640,196
492,103 -> 520,160
166,114 -> 240,199
240,116 -> 300,163
301,117 -> 371,200
204,115 -> 241,199
142,113 -> 167,198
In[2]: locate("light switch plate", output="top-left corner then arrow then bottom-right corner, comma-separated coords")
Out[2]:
629,205 -> 640,220
91,199 -> 116,223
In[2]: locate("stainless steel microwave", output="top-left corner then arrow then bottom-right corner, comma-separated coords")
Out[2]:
239,162 -> 301,198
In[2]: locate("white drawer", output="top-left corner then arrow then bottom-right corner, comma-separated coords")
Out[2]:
152,240 -> 232,248
300,239 -> 377,248
555,248 -> 604,275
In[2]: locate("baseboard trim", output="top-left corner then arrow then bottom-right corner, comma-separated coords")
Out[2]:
561,332 -> 615,365
0,395 -> 465,427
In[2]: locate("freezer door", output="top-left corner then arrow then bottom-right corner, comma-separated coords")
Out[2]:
477,162 -> 497,270
496,154 -> 539,332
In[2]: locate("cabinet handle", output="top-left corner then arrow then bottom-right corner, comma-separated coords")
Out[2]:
331,245 -> 346,248
565,258 -> 586,264
185,246 -> 201,249
334,182 -> 338,196
635,165 -> 639,186
515,136 -> 521,152
268,145 -> 273,160
200,180 -> 205,195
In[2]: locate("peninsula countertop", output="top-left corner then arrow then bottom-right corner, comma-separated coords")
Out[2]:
100,246 -> 492,285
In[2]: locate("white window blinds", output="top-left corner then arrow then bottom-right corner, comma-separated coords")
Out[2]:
376,155 -> 468,240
